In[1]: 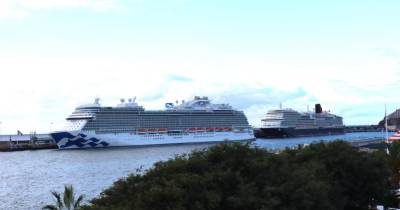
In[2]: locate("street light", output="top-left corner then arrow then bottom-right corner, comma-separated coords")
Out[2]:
50,122 -> 53,132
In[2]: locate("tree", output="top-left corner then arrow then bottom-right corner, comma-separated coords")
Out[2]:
282,141 -> 393,210
43,185 -> 85,210
387,141 -> 400,185
80,142 -> 393,210
385,141 -> 400,208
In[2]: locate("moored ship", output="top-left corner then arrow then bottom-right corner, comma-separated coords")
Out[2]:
50,96 -> 254,149
256,104 -> 344,138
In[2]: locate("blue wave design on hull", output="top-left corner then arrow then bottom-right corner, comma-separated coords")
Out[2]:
50,132 -> 109,149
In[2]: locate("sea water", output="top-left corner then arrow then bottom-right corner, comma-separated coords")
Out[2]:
0,132 -> 387,210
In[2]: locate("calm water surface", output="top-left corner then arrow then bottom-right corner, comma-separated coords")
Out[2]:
0,132 -> 387,210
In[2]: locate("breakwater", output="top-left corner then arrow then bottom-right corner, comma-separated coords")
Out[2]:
347,137 -> 385,149
0,134 -> 56,151
344,125 -> 381,132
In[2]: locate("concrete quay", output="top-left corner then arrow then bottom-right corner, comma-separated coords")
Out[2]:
0,133 -> 57,152
344,125 -> 381,132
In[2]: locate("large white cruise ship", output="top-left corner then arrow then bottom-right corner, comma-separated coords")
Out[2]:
50,96 -> 254,149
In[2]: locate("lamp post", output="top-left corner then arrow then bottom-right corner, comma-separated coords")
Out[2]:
50,122 -> 53,132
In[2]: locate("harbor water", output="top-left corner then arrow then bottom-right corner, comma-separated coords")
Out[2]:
0,132 -> 388,210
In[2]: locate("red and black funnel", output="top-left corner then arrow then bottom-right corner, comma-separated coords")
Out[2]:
315,104 -> 323,113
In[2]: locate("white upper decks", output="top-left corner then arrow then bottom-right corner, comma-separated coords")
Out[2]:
116,97 -> 142,108
68,97 -> 144,120
69,96 -> 233,120
68,98 -> 101,120
171,96 -> 233,111
76,97 -> 144,110
76,98 -> 101,109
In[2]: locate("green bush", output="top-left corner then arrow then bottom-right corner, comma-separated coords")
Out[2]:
81,141 -> 395,210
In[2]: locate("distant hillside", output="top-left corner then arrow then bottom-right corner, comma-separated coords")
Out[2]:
378,109 -> 400,130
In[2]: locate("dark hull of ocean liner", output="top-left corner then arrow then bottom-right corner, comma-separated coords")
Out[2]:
256,127 -> 345,138
256,104 -> 345,138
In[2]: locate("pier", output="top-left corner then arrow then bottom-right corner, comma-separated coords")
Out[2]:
344,125 -> 381,132
0,133 -> 57,151
347,137 -> 386,149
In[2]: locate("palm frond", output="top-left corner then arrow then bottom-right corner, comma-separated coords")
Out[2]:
51,191 -> 63,209
44,185 -> 84,210
42,204 -> 59,210
64,185 -> 74,210
74,194 -> 85,208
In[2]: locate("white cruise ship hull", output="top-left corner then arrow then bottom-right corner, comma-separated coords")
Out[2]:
50,131 -> 255,149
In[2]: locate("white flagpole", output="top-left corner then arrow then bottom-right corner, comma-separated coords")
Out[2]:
385,104 -> 389,142
385,104 -> 390,155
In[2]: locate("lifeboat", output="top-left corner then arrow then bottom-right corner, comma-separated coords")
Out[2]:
148,128 -> 157,133
224,127 -> 232,131
215,128 -> 222,132
196,128 -> 206,132
137,128 -> 147,134
158,128 -> 168,133
188,128 -> 197,133
206,128 -> 215,132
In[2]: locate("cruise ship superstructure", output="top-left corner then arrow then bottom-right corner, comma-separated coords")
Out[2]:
257,104 -> 344,138
50,96 -> 254,149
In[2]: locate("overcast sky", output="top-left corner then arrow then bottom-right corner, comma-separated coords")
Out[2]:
1,0 -> 400,134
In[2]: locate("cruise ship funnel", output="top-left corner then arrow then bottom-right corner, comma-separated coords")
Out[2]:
315,104 -> 323,114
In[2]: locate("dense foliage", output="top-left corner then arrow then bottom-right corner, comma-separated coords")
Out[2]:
81,141 -> 397,210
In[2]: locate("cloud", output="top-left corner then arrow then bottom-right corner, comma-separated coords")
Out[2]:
372,48 -> 400,59
0,0 -> 117,19
167,74 -> 193,82
206,86 -> 315,127
1,41 -> 400,133
210,86 -> 310,110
